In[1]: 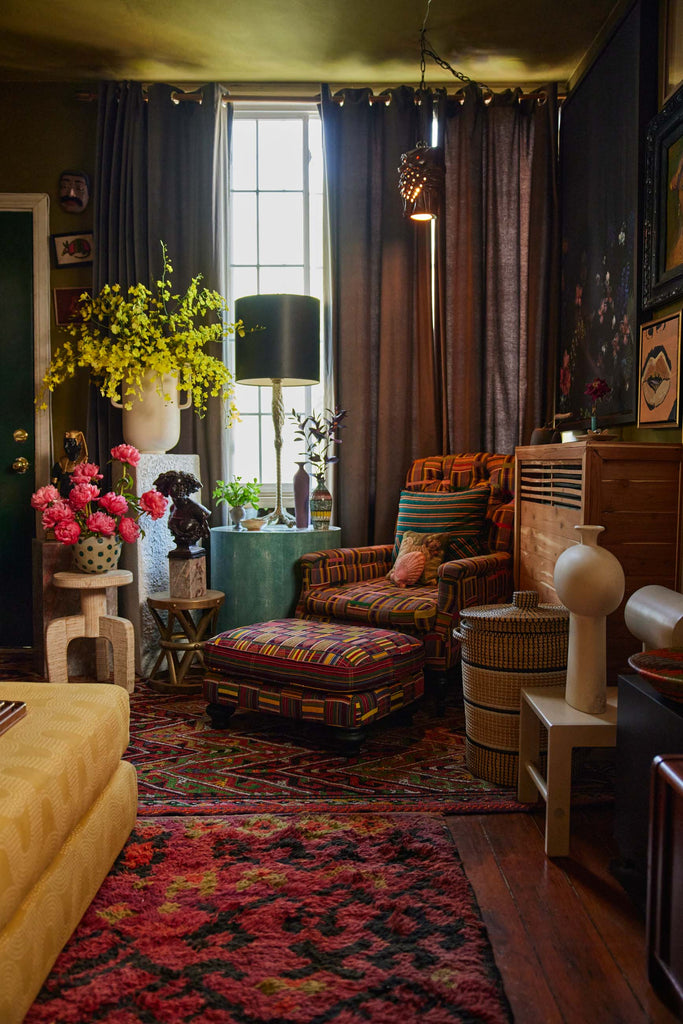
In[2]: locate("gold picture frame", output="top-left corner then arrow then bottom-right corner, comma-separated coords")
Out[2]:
662,0 -> 683,105
637,310 -> 682,427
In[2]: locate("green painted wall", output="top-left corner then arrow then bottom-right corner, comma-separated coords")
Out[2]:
0,82 -> 97,459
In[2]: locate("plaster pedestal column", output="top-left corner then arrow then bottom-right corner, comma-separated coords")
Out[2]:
553,524 -> 625,714
117,453 -> 201,675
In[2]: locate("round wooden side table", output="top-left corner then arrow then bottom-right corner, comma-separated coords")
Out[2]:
46,569 -> 135,692
146,589 -> 225,693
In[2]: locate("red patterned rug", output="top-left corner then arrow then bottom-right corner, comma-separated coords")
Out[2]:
129,681 -> 614,815
26,813 -> 512,1024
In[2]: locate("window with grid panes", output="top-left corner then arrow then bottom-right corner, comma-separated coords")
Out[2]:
227,107 -> 324,510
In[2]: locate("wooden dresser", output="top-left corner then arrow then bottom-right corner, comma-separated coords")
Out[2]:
514,441 -> 683,683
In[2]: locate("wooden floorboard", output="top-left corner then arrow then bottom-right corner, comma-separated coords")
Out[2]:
447,808 -> 680,1024
447,814 -> 563,1024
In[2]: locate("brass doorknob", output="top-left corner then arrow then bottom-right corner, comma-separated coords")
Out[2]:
12,457 -> 29,473
13,428 -> 28,443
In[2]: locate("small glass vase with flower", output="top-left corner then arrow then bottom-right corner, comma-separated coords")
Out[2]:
584,377 -> 612,433
31,444 -> 169,573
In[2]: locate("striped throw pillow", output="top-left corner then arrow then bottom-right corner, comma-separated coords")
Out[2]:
392,487 -> 491,562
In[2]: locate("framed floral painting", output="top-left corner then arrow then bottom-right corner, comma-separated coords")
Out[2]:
637,310 -> 681,426
555,3 -> 654,430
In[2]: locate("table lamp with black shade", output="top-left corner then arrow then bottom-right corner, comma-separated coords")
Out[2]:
235,294 -> 320,527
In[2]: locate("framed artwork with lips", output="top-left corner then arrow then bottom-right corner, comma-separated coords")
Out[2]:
637,311 -> 682,427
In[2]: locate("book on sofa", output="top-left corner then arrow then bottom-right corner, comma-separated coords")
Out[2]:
0,700 -> 26,736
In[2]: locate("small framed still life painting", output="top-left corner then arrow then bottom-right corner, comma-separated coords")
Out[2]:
53,287 -> 91,326
52,232 -> 93,267
637,310 -> 682,427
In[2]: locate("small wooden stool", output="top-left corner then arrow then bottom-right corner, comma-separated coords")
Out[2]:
45,570 -> 135,692
146,589 -> 225,693
518,684 -> 618,856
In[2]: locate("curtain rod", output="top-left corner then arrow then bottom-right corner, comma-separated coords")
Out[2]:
75,86 -> 555,107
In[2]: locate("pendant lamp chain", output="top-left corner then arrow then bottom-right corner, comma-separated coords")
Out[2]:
398,0 -> 489,221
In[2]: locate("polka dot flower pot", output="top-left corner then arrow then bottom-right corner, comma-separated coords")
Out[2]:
72,536 -> 123,574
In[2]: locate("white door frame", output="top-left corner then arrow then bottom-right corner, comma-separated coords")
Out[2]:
0,193 -> 52,489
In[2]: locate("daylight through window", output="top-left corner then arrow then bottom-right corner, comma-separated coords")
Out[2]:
226,107 -> 324,507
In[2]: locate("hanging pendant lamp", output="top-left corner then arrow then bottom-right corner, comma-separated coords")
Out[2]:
398,0 -> 488,222
398,140 -> 444,221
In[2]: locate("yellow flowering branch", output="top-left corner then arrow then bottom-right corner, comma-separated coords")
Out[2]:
37,242 -> 242,422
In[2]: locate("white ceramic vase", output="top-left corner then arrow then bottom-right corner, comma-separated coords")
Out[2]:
553,524 -> 625,714
111,370 -> 192,454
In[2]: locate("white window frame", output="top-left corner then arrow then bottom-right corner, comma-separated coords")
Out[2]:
226,104 -> 324,509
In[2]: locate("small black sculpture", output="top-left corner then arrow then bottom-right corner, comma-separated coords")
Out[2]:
153,471 -> 211,558
51,430 -> 88,498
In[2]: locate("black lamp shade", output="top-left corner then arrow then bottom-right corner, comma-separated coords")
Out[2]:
235,294 -> 321,386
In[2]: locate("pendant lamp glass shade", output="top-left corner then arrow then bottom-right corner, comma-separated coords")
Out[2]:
398,142 -> 444,221
234,293 -> 321,527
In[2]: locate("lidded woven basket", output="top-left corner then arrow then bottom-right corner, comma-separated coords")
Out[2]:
454,591 -> 569,786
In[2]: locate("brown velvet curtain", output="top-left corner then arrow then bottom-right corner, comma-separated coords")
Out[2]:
322,83 -> 558,549
435,84 -> 559,452
90,81 -> 231,510
321,87 -> 439,548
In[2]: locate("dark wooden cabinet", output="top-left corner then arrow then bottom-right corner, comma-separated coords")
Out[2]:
647,754 -> 683,1018
613,674 -> 683,909
514,441 -> 682,683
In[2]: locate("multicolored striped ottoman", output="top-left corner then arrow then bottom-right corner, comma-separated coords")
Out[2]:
202,619 -> 425,752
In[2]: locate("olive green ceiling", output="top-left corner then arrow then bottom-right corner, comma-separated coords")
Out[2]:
0,0 -> 623,89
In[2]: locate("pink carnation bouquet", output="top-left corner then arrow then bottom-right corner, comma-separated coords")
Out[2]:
31,444 -> 168,546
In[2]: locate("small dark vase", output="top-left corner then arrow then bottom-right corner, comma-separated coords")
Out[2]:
310,474 -> 333,531
293,462 -> 311,529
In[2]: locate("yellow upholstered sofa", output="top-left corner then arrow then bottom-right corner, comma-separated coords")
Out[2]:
0,682 -> 137,1023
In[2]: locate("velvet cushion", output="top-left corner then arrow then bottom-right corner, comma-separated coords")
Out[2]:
392,486 -> 491,561
386,548 -> 426,587
389,531 -> 453,585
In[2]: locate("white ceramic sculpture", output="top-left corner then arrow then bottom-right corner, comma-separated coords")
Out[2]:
553,524 -> 625,714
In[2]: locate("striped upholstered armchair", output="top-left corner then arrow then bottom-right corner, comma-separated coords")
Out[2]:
295,453 -> 515,688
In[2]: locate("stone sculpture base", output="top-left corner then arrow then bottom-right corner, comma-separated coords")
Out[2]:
169,551 -> 207,600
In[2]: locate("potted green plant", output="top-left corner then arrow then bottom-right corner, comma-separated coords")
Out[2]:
36,241 -> 243,453
212,477 -> 262,530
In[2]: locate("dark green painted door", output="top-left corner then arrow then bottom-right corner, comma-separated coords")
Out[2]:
0,211 -> 35,647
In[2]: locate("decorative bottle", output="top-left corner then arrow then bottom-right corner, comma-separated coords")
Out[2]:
293,462 -> 311,529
